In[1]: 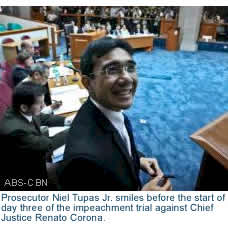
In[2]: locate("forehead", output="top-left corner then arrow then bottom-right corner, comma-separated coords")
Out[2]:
94,48 -> 133,68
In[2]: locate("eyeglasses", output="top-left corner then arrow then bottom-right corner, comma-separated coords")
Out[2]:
91,61 -> 137,78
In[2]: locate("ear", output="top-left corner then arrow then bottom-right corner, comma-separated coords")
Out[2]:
20,104 -> 28,113
81,75 -> 91,90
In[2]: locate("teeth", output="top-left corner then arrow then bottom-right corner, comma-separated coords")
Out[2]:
118,90 -> 130,95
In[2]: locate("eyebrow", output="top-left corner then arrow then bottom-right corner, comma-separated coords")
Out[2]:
102,60 -> 136,69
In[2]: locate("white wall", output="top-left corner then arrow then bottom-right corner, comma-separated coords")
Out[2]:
179,6 -> 203,51
178,6 -> 185,47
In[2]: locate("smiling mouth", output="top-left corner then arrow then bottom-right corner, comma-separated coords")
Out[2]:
114,89 -> 132,96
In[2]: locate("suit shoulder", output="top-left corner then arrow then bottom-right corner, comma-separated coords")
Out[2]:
0,111 -> 28,135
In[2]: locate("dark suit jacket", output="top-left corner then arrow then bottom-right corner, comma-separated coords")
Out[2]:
0,108 -> 67,190
59,99 -> 143,191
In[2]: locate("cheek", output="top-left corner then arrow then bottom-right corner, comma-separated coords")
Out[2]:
34,106 -> 39,112
135,78 -> 138,87
41,78 -> 47,85
90,79 -> 101,95
35,104 -> 42,111
132,76 -> 138,89
95,80 -> 113,97
25,59 -> 33,66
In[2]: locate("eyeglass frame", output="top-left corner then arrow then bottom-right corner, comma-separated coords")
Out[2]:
89,60 -> 137,79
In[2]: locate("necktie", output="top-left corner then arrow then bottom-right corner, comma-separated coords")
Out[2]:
123,114 -> 141,185
120,118 -> 132,157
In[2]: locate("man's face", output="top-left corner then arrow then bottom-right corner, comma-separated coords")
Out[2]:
23,95 -> 45,116
32,71 -> 48,86
87,48 -> 138,111
24,56 -> 34,68
27,45 -> 35,55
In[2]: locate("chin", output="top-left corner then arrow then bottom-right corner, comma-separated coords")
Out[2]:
121,104 -> 132,110
115,101 -> 133,110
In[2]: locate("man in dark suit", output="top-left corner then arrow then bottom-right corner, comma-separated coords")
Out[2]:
59,37 -> 171,191
0,82 -> 69,190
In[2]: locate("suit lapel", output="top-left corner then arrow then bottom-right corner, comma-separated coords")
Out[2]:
87,99 -> 139,184
112,131 -> 139,184
32,117 -> 41,134
124,114 -> 141,174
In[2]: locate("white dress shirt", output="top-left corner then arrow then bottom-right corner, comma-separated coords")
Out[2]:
90,98 -> 132,156
21,112 -> 33,123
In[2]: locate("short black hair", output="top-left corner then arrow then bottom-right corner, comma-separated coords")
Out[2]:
80,37 -> 134,76
12,81 -> 45,111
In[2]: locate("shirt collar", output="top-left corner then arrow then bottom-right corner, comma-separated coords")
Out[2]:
90,97 -> 125,130
20,112 -> 33,123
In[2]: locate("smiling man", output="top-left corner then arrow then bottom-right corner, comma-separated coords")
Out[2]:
60,37 -> 171,191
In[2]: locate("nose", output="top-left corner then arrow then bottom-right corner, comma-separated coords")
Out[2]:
118,68 -> 134,83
